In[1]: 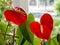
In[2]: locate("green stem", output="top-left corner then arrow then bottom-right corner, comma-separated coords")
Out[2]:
0,17 -> 1,22
12,28 -> 15,45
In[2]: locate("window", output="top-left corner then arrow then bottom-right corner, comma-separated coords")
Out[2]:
49,0 -> 54,5
29,0 -> 37,6
38,0 -> 45,6
29,0 -> 54,12
38,0 -> 54,6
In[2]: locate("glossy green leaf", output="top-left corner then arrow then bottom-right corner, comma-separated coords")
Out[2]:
16,26 -> 23,45
18,13 -> 34,45
24,40 -> 32,45
57,34 -> 60,43
24,38 -> 40,45
47,38 -> 58,45
33,38 -> 41,45
21,38 -> 26,45
53,38 -> 59,45
25,13 -> 35,43
47,39 -> 54,45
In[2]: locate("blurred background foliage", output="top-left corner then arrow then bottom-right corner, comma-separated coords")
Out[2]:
54,0 -> 60,16
0,0 -> 14,45
0,0 -> 12,21
0,0 -> 60,45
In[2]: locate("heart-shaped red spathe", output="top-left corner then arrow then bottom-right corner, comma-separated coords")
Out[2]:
4,7 -> 27,25
40,13 -> 53,30
30,13 -> 53,40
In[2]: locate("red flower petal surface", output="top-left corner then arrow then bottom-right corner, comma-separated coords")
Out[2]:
14,7 -> 25,13
40,13 -> 53,30
30,22 -> 51,39
29,13 -> 53,40
4,7 -> 27,25
42,25 -> 52,39
30,22 -> 44,39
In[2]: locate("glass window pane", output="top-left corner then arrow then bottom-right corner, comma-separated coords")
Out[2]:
29,0 -> 37,6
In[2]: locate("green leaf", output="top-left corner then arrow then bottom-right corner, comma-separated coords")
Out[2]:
18,13 -> 34,44
47,38 -> 59,45
0,34 -> 5,45
57,34 -> 60,43
0,22 -> 7,45
24,37 -> 41,45
52,38 -> 59,45
24,40 -> 32,45
33,38 -> 41,45
21,38 -> 26,45
0,22 -> 6,33
16,26 -> 23,45
25,13 -> 35,43
47,39 -> 54,45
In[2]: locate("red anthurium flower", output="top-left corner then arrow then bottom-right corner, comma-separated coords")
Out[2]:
30,13 -> 53,40
4,7 -> 27,25
40,13 -> 53,30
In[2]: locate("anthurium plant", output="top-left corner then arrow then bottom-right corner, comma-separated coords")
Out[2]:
0,0 -> 60,45
4,6 -> 34,45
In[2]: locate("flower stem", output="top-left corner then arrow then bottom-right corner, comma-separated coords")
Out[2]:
0,17 -> 1,22
0,32 -> 18,38
12,28 -> 15,45
40,39 -> 47,45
